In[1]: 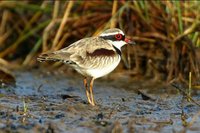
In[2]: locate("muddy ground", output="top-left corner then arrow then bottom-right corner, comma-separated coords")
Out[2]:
0,68 -> 200,133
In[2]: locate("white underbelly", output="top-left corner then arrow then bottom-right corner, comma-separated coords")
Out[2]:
85,57 -> 121,79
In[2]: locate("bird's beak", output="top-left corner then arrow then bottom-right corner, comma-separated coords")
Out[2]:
125,38 -> 136,45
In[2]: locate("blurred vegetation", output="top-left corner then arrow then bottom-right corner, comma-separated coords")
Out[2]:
0,0 -> 200,83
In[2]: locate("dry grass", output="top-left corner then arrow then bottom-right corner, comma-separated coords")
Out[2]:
0,0 -> 199,82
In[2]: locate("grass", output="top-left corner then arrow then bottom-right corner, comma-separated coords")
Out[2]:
0,0 -> 199,83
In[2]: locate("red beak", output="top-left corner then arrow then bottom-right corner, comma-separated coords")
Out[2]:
125,38 -> 135,45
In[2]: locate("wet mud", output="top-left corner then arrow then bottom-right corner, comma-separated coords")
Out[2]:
0,69 -> 200,133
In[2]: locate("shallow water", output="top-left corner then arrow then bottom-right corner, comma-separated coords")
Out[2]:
0,69 -> 200,133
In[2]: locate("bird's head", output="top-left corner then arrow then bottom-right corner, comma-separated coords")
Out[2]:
99,28 -> 135,50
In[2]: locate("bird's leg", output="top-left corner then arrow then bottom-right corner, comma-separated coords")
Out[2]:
89,78 -> 95,106
83,77 -> 92,104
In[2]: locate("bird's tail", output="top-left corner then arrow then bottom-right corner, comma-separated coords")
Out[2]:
37,52 -> 63,62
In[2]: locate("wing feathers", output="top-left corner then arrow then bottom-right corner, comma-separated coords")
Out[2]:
86,48 -> 115,57
37,37 -> 116,66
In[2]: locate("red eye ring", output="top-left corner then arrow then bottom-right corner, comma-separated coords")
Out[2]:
115,34 -> 122,40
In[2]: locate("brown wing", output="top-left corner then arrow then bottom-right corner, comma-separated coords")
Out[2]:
59,37 -> 115,54
37,37 -> 117,68
86,48 -> 115,57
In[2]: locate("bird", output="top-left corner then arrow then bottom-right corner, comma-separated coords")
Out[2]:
37,28 -> 134,106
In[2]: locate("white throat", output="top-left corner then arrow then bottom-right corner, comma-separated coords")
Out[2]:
108,40 -> 126,50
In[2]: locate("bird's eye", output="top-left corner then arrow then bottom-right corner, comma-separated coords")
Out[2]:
115,34 -> 122,40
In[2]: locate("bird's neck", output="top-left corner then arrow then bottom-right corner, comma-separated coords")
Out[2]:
113,45 -> 121,56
